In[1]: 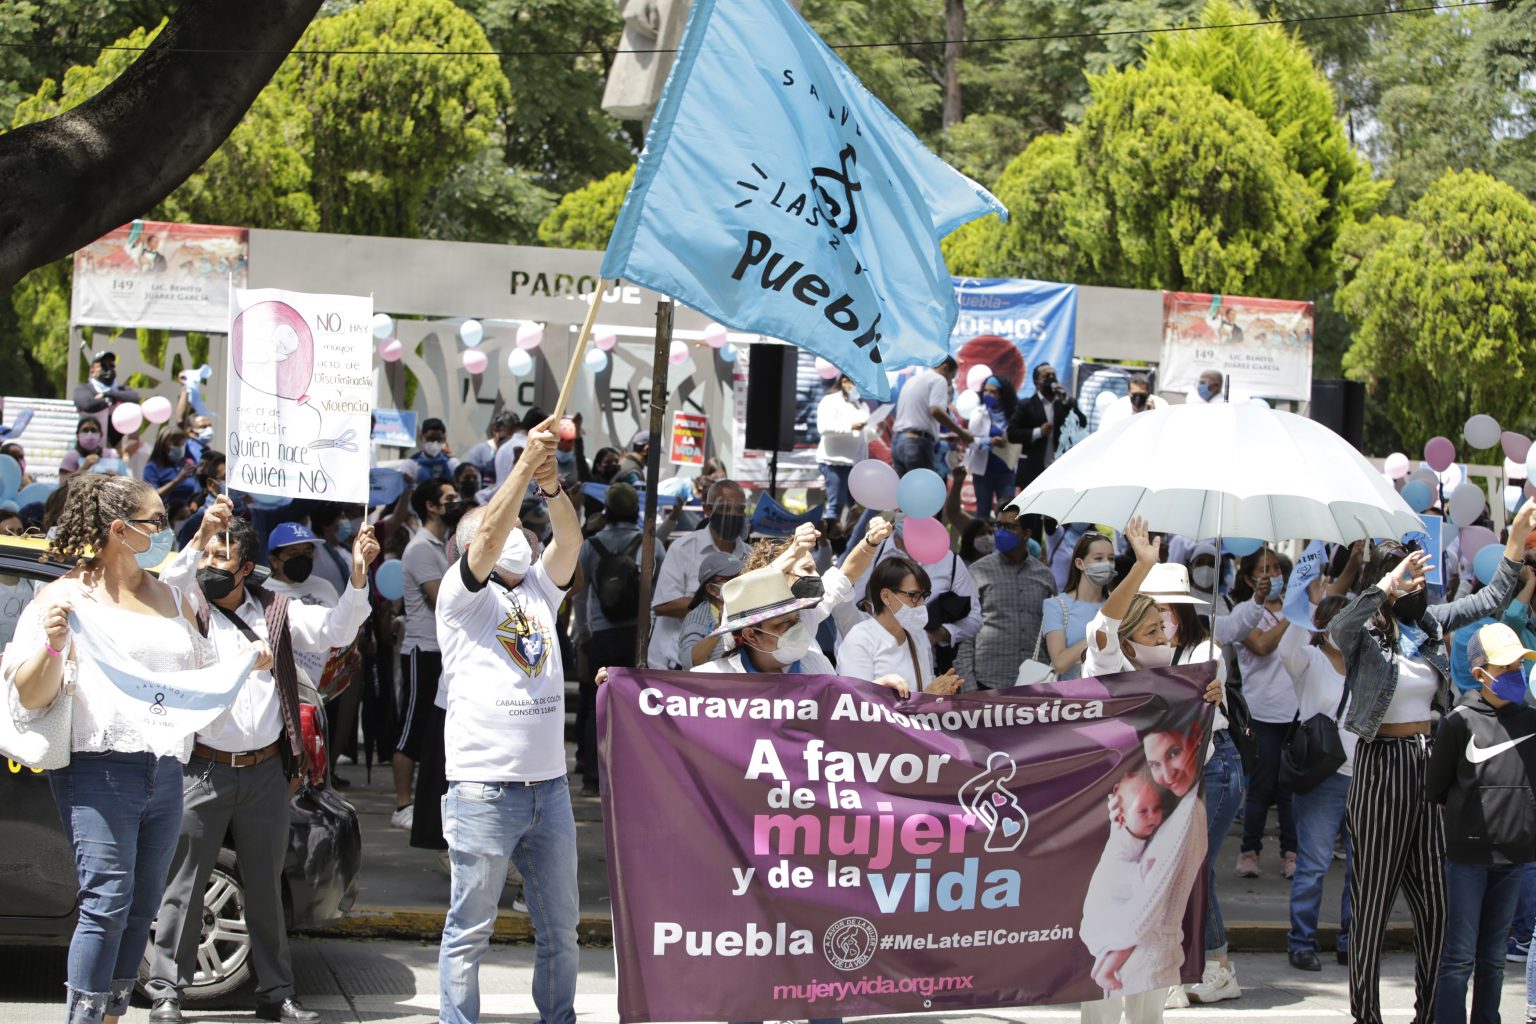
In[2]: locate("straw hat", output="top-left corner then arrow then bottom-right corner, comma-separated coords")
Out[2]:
708,565 -> 821,636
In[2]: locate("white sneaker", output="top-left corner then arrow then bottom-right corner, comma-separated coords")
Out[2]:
390,805 -> 414,830
1187,960 -> 1241,1004
1164,985 -> 1190,1009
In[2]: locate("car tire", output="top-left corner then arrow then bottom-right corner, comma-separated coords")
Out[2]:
137,847 -> 253,1005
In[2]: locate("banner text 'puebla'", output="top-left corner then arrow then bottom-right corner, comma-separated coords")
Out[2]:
599,667 -> 1214,1022
599,0 -> 1007,403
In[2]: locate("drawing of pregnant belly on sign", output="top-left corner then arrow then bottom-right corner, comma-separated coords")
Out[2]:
958,750 -> 1029,853
231,300 -> 356,492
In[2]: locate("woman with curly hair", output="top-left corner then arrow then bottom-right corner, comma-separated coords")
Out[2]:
0,474 -> 212,1024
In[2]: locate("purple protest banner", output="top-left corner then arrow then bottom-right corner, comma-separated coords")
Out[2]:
598,665 -> 1216,1022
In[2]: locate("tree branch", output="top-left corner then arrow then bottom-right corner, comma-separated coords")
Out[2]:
0,0 -> 323,292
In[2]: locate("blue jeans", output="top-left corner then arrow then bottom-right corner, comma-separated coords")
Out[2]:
1203,730 -> 1245,954
1437,861 -> 1522,1024
49,751 -> 183,1023
890,433 -> 937,477
970,462 -> 1016,520
440,777 -> 579,1024
818,463 -> 853,525
1289,771 -> 1353,954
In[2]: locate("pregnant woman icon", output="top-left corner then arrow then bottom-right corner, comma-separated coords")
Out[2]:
958,751 -> 1028,852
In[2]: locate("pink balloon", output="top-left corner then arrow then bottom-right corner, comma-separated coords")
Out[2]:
704,323 -> 728,349
848,459 -> 899,511
902,516 -> 951,565
461,349 -> 489,374
141,395 -> 173,424
594,330 -> 618,352
379,338 -> 403,362
814,357 -> 839,380
1424,436 -> 1456,473
668,340 -> 690,365
110,402 -> 143,434
1460,525 -> 1498,558
1504,432 -> 1533,464
558,418 -> 577,442
516,323 -> 544,350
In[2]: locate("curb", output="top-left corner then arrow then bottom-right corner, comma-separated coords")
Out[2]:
305,910 -> 1414,954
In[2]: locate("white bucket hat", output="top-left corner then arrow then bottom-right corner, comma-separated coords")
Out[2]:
708,565 -> 821,637
1141,562 -> 1208,606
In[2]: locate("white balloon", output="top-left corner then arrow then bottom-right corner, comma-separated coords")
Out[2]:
955,390 -> 980,418
1448,482 -> 1486,527
370,313 -> 394,340
1384,452 -> 1410,480
1409,466 -> 1439,488
584,348 -> 608,373
516,322 -> 545,350
507,349 -> 534,377
1464,413 -> 1502,450
1436,463 -> 1463,490
459,319 -> 484,347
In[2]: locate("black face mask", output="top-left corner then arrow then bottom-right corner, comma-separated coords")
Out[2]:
709,511 -> 745,540
441,501 -> 465,528
457,480 -> 480,501
197,565 -> 243,601
595,462 -> 619,483
1129,392 -> 1149,410
1393,588 -> 1428,624
281,554 -> 314,584
791,575 -> 824,601
97,367 -> 116,386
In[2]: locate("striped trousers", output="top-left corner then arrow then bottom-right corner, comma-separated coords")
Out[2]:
1346,734 -> 1446,1024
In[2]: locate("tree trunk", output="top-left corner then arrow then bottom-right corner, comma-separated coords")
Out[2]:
942,0 -> 966,131
0,0 -> 323,292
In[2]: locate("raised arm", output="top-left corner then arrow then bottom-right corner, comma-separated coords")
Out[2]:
1101,517 -> 1158,624
466,418 -> 554,584
535,438 -> 582,589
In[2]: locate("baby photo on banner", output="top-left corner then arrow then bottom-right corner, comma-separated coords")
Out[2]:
225,287 -> 374,504
597,665 -> 1214,1022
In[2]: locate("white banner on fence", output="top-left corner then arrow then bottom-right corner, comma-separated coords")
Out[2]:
225,288 -> 373,504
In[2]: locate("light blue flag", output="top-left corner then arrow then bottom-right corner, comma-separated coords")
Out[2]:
600,0 -> 1007,402
1282,540 -> 1328,630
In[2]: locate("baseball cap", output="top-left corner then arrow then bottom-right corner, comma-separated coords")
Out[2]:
1468,622 -> 1536,670
91,350 -> 116,363
629,430 -> 652,451
267,522 -> 322,551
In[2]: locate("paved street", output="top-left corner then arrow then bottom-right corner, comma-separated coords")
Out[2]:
0,939 -> 1523,1022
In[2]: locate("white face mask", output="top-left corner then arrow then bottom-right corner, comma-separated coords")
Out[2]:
1191,565 -> 1217,591
764,621 -> 813,666
1160,610 -> 1179,645
891,601 -> 930,636
497,529 -> 534,577
422,441 -> 444,457
972,534 -> 996,556
1083,562 -> 1116,586
1127,640 -> 1175,667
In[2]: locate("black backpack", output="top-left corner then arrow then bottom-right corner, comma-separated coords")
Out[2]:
591,533 -> 644,620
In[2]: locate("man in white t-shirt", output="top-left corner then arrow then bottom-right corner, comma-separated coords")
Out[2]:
436,420 -> 580,1024
891,356 -> 971,476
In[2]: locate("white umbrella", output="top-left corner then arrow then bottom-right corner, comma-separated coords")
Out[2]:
1007,403 -> 1421,543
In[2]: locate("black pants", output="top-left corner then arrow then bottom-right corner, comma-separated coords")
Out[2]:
583,626 -> 637,789
1243,718 -> 1296,855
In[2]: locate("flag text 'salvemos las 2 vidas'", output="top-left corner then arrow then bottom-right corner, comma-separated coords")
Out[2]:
598,667 -> 1215,1023
599,0 -> 1007,402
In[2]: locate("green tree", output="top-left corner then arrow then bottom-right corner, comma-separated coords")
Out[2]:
537,166 -> 633,251
278,0 -> 511,237
420,140 -> 555,245
943,132 -> 1087,282
1336,170 -> 1536,449
453,0 -> 637,195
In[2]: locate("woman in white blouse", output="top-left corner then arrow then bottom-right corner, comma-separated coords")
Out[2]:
814,375 -> 868,532
837,557 -> 961,696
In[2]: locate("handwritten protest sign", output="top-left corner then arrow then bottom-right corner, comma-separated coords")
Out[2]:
226,288 -> 373,503
599,667 -> 1213,1021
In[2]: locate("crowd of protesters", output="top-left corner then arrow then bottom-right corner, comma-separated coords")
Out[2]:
6,352 -> 1536,1024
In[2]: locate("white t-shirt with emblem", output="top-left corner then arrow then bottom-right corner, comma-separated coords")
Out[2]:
437,555 -> 568,783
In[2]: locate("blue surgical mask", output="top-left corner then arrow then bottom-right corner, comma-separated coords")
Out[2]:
1488,668 -> 1529,704
167,445 -> 186,462
1268,574 -> 1284,596
194,427 -> 215,444
131,524 -> 174,568
981,393 -> 998,409
1197,382 -> 1213,401
994,529 -> 1021,555
335,516 -> 359,543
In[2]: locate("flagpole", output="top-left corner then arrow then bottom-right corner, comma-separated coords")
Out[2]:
551,280 -> 613,421
634,300 -> 675,668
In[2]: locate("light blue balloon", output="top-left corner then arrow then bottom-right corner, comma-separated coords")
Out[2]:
246,491 -> 292,510
1474,544 -> 1505,585
374,559 -> 404,601
1401,481 -> 1434,513
719,343 -> 738,363
584,349 -> 608,373
15,481 -> 55,506
1222,537 -> 1263,557
0,454 -> 19,499
896,468 -> 945,519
